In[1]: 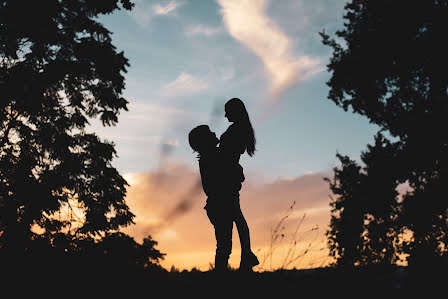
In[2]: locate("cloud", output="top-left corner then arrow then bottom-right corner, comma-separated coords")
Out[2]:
217,0 -> 322,100
128,0 -> 154,27
128,0 -> 183,27
121,162 -> 333,271
159,72 -> 208,98
121,163 -> 204,243
104,135 -> 179,147
220,66 -> 235,80
153,0 -> 183,15
85,101 -> 194,172
186,24 -> 222,36
88,101 -> 192,141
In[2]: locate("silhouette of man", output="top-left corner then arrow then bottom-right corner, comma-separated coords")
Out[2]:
188,125 -> 244,271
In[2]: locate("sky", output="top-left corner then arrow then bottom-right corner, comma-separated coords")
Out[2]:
91,0 -> 380,271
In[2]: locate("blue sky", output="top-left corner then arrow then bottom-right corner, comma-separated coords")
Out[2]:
93,0 -> 379,182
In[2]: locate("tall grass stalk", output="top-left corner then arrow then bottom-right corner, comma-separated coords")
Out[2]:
257,201 -> 327,271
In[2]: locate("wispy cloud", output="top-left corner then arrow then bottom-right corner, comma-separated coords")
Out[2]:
102,135 -> 179,147
87,101 -> 191,152
185,24 -> 222,36
217,0 -> 322,100
128,0 -> 154,27
159,72 -> 208,98
220,66 -> 235,80
153,0 -> 183,15
129,0 -> 183,27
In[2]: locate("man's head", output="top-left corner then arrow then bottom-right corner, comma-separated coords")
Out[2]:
188,125 -> 219,154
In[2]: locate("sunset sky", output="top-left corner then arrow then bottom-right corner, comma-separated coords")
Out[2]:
90,0 -> 380,271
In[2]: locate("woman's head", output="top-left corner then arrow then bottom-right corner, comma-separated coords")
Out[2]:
224,98 -> 248,123
224,98 -> 256,157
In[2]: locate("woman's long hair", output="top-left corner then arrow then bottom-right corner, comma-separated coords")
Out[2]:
225,98 -> 256,156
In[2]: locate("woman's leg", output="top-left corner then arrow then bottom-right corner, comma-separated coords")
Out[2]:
234,201 -> 259,269
234,204 -> 251,254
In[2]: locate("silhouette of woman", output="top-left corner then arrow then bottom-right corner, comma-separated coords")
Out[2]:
219,97 -> 259,270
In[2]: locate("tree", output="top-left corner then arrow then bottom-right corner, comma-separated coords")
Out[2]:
0,0 -> 137,254
358,134 -> 400,267
326,154 -> 365,268
326,134 -> 400,268
321,0 -> 448,267
97,232 -> 166,271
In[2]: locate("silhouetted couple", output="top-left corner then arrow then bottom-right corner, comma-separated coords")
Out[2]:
189,98 -> 259,272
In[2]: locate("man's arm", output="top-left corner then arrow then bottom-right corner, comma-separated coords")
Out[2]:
199,158 -> 219,197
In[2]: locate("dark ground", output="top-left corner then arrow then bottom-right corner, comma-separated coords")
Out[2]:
4,259 -> 444,294
151,266 -> 443,293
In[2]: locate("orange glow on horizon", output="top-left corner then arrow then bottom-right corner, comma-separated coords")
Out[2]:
121,165 -> 334,271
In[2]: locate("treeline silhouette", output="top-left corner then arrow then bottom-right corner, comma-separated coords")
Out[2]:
321,0 -> 448,286
0,0 -> 166,276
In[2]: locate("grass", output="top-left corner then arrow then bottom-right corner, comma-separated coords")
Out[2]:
256,201 -> 329,271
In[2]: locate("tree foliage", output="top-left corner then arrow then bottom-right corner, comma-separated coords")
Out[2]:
0,0 -> 146,255
326,153 -> 365,268
0,0 -> 166,272
322,0 -> 448,268
326,134 -> 400,268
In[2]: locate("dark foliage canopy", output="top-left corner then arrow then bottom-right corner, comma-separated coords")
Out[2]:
321,0 -> 448,139
0,0 -> 165,264
326,135 -> 401,268
322,0 -> 448,268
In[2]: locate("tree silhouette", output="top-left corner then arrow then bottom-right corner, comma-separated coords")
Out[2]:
0,0 -> 145,258
326,154 -> 365,268
359,135 -> 400,267
326,135 -> 402,269
322,0 -> 448,269
325,134 -> 402,269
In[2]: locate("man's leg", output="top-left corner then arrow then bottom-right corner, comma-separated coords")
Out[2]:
207,208 -> 233,271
